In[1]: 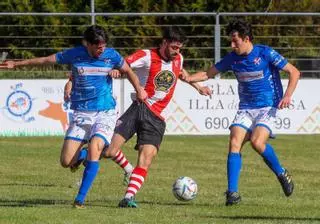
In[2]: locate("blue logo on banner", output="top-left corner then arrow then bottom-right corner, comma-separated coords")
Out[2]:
2,83 -> 36,123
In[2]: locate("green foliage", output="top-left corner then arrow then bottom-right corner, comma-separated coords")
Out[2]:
1,1 -> 320,78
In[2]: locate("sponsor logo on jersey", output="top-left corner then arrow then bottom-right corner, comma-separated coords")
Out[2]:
236,70 -> 264,82
77,66 -> 112,76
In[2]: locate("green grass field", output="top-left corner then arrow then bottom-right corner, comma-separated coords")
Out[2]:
0,135 -> 319,224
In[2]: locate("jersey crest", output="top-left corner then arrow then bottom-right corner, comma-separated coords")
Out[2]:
154,70 -> 175,92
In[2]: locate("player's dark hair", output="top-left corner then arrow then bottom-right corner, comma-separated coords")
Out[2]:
83,25 -> 109,44
162,26 -> 187,43
226,19 -> 253,41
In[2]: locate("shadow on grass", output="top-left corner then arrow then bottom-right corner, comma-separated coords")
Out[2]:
139,200 -> 212,207
205,215 -> 320,222
0,183 -> 56,187
0,198 -> 216,208
0,198 -> 118,208
0,199 -> 70,207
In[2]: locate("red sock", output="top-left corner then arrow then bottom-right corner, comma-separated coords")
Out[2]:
112,150 -> 133,174
125,166 -> 147,199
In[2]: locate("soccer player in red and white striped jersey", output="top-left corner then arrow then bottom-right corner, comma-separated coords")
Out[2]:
104,26 -> 212,208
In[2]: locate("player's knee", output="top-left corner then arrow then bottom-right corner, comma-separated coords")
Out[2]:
250,139 -> 265,152
60,159 -> 70,168
60,156 -> 72,168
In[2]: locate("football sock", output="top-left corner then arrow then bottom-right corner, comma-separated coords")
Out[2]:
124,166 -> 147,199
75,160 -> 99,204
261,144 -> 284,176
112,150 -> 133,174
227,152 -> 242,193
77,147 -> 88,163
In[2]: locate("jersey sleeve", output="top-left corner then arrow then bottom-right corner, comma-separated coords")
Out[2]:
55,48 -> 78,64
125,50 -> 148,69
109,49 -> 125,69
214,53 -> 233,73
265,47 -> 288,70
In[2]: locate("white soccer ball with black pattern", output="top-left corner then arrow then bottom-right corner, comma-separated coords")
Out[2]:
172,176 -> 198,201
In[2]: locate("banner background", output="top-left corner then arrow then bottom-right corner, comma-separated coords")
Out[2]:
1,79 -> 319,136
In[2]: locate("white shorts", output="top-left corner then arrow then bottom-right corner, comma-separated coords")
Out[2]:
64,109 -> 117,146
230,107 -> 278,138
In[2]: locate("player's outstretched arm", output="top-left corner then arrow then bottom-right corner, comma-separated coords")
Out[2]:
0,54 -> 57,69
119,61 -> 147,101
278,63 -> 301,109
180,69 -> 212,96
181,66 -> 220,83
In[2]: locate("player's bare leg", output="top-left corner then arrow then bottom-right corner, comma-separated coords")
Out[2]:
60,140 -> 87,188
60,139 -> 85,168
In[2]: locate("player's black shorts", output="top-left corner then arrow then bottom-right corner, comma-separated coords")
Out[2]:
114,101 -> 166,150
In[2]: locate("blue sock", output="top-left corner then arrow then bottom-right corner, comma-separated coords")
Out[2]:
261,144 -> 284,176
75,160 -> 99,204
227,152 -> 242,193
77,147 -> 88,162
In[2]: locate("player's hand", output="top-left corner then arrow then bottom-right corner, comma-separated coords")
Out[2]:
64,73 -> 72,102
64,82 -> 72,102
136,86 -> 147,102
109,69 -> 121,78
198,86 -> 212,96
0,60 -> 15,69
278,96 -> 291,109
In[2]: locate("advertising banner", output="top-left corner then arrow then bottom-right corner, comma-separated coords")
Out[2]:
123,79 -> 320,135
0,79 -> 319,136
0,80 -> 121,136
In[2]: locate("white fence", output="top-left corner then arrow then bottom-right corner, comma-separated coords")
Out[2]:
1,12 -> 320,77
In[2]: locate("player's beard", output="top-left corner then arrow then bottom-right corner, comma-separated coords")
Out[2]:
165,48 -> 176,61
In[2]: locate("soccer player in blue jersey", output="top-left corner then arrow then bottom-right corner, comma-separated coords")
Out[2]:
183,19 -> 300,206
3,25 -> 147,208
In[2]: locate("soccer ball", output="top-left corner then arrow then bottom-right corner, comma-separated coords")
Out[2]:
172,176 -> 198,201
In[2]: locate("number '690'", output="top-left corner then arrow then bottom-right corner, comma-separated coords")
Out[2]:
205,117 -> 230,129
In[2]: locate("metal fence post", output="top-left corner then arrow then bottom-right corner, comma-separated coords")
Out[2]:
214,13 -> 221,78
91,0 -> 95,25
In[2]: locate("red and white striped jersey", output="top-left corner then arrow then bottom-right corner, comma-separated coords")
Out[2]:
126,48 -> 183,120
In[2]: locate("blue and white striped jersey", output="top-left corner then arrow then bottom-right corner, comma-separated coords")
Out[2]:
215,45 -> 287,109
56,46 -> 124,111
